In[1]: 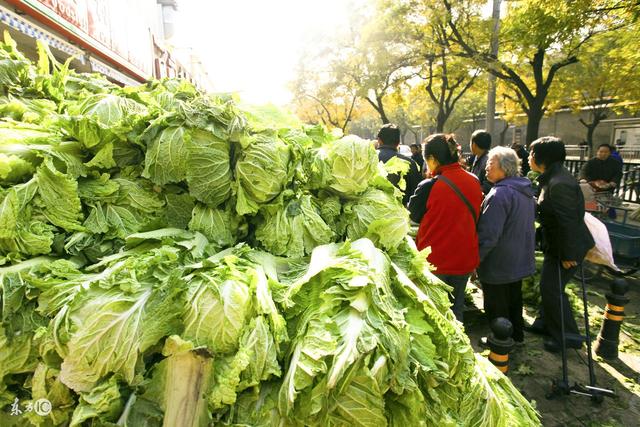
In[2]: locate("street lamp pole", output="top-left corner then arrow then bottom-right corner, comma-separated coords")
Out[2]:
485,0 -> 501,144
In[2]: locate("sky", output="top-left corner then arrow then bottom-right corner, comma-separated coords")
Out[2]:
172,0 -> 357,105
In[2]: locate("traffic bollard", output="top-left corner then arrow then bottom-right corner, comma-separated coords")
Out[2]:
488,317 -> 514,374
595,278 -> 629,360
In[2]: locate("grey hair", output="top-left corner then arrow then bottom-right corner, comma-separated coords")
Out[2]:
488,146 -> 521,177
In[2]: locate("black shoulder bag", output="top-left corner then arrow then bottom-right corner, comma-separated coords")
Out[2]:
438,175 -> 478,224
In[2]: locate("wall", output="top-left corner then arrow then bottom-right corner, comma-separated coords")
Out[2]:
453,108 -> 636,151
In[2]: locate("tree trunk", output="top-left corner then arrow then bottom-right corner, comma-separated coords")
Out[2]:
436,109 -> 447,133
499,121 -> 510,146
340,95 -> 358,134
587,113 -> 607,152
580,111 -> 606,153
586,124 -> 597,151
407,128 -> 419,144
525,107 -> 544,145
376,93 -> 390,125
365,97 -> 390,124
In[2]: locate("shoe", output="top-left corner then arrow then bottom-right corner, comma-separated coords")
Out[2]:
543,338 -> 561,353
543,338 -> 583,353
523,320 -> 549,336
567,340 -> 584,351
564,333 -> 586,349
478,336 -> 489,348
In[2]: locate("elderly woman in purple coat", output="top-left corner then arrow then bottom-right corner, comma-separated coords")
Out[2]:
477,146 -> 536,345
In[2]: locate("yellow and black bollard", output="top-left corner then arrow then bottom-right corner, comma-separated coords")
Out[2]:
488,317 -> 514,374
595,278 -> 629,360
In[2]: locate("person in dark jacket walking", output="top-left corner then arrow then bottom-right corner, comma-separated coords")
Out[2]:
470,130 -> 493,194
377,124 -> 422,205
579,143 -> 623,190
410,143 -> 425,175
408,134 -> 483,321
477,147 -> 536,344
528,137 -> 595,353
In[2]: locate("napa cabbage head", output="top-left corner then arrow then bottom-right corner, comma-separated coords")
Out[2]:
188,204 -> 246,249
325,135 -> 378,196
142,126 -> 190,186
342,188 -> 410,251
254,194 -> 335,257
186,128 -> 232,207
61,93 -> 148,148
54,249 -> 186,392
235,134 -> 291,215
183,271 -> 252,354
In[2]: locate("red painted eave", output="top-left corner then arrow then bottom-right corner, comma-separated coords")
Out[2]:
4,0 -> 147,82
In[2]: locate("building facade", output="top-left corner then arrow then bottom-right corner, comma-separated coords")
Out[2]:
0,0 -> 210,89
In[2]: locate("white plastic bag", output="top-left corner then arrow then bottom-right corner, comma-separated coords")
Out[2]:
580,183 -> 598,211
584,212 -> 618,270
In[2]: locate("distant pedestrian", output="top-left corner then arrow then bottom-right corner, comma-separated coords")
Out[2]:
410,143 -> 425,173
470,130 -> 493,194
376,124 -> 422,205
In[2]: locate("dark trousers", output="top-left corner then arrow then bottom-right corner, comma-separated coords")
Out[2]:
538,254 -> 581,346
435,273 -> 469,322
481,280 -> 524,342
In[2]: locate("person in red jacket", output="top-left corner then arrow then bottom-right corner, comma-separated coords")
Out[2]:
408,134 -> 483,321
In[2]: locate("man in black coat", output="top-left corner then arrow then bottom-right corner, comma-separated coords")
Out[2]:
410,143 -> 425,174
377,124 -> 422,205
528,137 -> 595,353
579,143 -> 623,191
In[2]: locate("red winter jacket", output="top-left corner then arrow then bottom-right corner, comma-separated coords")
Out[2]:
408,163 -> 483,275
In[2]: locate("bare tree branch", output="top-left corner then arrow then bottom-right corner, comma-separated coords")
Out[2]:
448,71 -> 479,110
306,94 -> 339,127
442,0 -> 535,103
341,94 -> 358,133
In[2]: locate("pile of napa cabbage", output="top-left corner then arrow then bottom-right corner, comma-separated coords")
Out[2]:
0,33 -> 540,426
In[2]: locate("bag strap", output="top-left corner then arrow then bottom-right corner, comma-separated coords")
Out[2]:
438,175 -> 478,224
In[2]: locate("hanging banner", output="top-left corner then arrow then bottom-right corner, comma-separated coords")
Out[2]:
86,0 -> 110,47
10,0 -> 154,80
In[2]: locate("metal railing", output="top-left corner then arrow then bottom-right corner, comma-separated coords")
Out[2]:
565,145 -> 589,160
462,152 -> 640,203
564,159 -> 640,203
618,148 -> 640,162
565,146 -> 640,163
